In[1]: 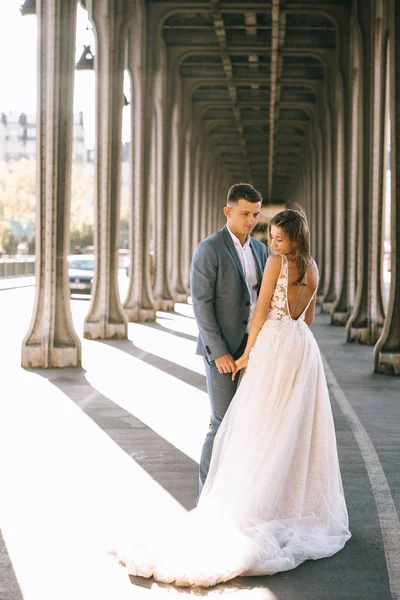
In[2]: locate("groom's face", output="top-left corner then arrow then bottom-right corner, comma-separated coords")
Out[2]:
224,199 -> 261,238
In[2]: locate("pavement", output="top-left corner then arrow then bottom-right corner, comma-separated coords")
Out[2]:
0,281 -> 399,600
0,275 -> 35,291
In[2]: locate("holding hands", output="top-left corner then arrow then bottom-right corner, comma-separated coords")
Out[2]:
231,353 -> 249,381
214,354 -> 237,374
214,353 -> 250,379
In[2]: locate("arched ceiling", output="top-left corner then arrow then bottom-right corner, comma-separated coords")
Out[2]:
154,0 -> 350,203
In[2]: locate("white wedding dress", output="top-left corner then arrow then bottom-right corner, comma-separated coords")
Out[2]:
114,254 -> 351,586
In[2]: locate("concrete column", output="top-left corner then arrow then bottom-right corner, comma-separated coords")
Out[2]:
348,21 -> 362,311
310,137 -> 317,257
191,140 -> 201,257
212,166 -> 221,234
83,0 -> 132,338
207,167 -> 216,237
374,0 -> 400,374
153,43 -> 174,312
219,177 -> 225,229
347,0 -> 385,343
304,155 -> 311,227
187,130 -> 196,256
165,97 -> 186,301
179,126 -> 192,294
123,11 -> 156,321
332,73 -> 352,325
164,55 -> 188,302
316,126 -> 325,286
200,152 -> 209,243
197,138 -> 207,243
326,97 -> 344,316
321,103 -> 335,311
369,10 -> 387,338
21,0 -> 81,368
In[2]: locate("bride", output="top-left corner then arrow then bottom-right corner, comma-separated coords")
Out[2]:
112,208 -> 351,587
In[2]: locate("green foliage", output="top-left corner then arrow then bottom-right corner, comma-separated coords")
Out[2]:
70,221 -> 94,252
0,220 -> 13,253
0,158 -> 131,254
0,158 -> 36,226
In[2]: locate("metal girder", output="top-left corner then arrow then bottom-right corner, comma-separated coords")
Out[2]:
268,0 -> 286,201
154,1 -> 343,201
210,0 -> 252,180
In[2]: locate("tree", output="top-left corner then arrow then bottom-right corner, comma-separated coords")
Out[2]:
0,157 -> 131,254
0,158 -> 36,225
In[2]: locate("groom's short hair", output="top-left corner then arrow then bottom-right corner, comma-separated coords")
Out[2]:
226,183 -> 263,205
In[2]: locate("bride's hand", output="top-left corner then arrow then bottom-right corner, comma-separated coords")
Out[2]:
231,353 -> 249,381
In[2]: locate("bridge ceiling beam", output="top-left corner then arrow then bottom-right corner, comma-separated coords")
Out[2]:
158,1 -> 341,202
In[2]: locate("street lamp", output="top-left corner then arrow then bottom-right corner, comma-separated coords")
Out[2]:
20,0 -> 36,16
76,45 -> 95,70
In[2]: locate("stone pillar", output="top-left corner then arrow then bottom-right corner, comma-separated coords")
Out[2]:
348,21 -> 362,311
83,0 -> 132,338
369,9 -> 387,338
304,155 -> 311,227
310,137 -> 317,257
207,167 -> 215,237
212,166 -> 221,234
123,11 -> 156,321
374,0 -> 400,374
21,0 -> 81,368
179,126 -> 192,294
347,0 -> 385,343
200,152 -> 210,243
169,99 -> 187,302
316,126 -> 325,287
153,44 -> 174,312
191,140 -> 202,257
332,73 -> 352,325
197,138 -> 207,243
321,103 -> 335,312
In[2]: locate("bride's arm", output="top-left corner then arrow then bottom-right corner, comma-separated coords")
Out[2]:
304,294 -> 317,326
232,255 -> 281,379
304,261 -> 319,326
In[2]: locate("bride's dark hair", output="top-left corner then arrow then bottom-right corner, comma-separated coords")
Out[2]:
268,207 -> 312,286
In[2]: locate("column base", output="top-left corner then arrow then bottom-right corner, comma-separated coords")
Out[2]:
83,320 -> 128,340
347,326 -> 382,345
375,352 -> 400,375
174,293 -> 189,303
321,301 -> 334,314
331,310 -> 351,326
154,298 -> 175,312
124,307 -> 156,322
21,344 -> 81,369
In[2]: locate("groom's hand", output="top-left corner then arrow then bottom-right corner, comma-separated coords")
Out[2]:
214,354 -> 236,375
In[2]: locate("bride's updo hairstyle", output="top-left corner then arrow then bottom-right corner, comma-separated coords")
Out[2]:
269,207 -> 312,286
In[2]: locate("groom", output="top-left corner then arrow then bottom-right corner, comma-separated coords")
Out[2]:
190,183 -> 268,491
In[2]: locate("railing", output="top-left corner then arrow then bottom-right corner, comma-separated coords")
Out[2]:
0,257 -> 35,277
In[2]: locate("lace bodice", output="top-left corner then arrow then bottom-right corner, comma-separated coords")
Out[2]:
266,254 -> 315,323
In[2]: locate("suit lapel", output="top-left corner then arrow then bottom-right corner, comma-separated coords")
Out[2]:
221,226 -> 247,284
250,237 -> 263,282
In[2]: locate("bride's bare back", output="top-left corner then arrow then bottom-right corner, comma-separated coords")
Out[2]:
286,258 -> 319,321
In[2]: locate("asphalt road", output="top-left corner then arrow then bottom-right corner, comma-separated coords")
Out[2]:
0,284 -> 399,600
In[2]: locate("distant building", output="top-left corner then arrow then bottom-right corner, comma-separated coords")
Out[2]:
0,111 -> 87,162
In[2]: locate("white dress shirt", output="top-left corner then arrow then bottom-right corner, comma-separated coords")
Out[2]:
226,225 -> 259,331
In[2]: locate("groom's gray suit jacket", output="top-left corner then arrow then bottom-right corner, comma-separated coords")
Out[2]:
190,225 -> 268,362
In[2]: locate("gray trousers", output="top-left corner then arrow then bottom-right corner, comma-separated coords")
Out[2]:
199,335 -> 248,492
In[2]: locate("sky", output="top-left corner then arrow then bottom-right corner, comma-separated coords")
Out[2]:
0,1 -> 131,149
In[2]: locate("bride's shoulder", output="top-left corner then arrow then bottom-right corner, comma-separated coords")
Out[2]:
265,254 -> 282,270
262,254 -> 283,282
308,259 -> 319,282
